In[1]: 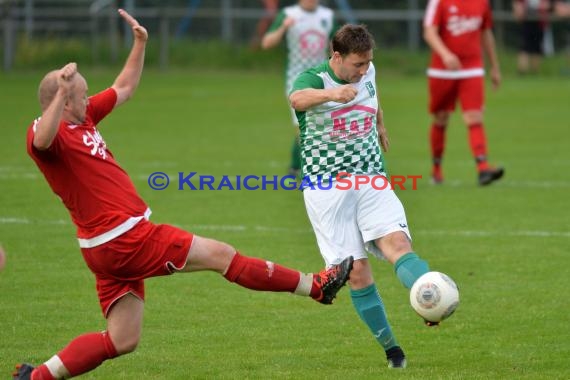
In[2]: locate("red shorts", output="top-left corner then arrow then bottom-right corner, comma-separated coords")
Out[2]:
81,220 -> 194,317
428,76 -> 484,114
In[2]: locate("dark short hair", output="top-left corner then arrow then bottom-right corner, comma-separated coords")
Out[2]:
331,24 -> 376,56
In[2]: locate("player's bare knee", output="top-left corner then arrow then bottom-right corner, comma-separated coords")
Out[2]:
186,236 -> 236,272
348,259 -> 374,289
114,335 -> 140,355
433,112 -> 449,125
463,111 -> 483,125
376,232 -> 412,263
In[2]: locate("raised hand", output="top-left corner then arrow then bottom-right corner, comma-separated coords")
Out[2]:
118,8 -> 148,42
57,62 -> 78,97
283,17 -> 295,29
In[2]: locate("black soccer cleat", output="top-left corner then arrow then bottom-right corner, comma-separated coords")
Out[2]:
314,256 -> 354,305
386,346 -> 407,368
478,167 -> 504,186
13,364 -> 35,380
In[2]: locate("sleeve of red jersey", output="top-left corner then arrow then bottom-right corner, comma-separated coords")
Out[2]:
27,118 -> 61,158
87,88 -> 118,126
483,1 -> 494,29
424,0 -> 442,27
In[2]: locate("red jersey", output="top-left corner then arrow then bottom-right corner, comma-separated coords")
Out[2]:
27,88 -> 148,244
424,0 -> 493,73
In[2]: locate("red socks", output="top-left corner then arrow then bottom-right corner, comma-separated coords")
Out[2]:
224,252 -> 321,298
431,122 -> 490,173
430,123 -> 446,177
468,123 -> 489,171
32,332 -> 118,379
430,123 -> 446,164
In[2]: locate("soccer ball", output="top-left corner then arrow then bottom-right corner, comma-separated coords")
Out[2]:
409,271 -> 459,323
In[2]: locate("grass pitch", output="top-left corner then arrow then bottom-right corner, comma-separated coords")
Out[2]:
0,68 -> 569,379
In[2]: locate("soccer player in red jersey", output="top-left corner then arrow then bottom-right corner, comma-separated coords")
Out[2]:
424,0 -> 504,186
13,9 -> 353,380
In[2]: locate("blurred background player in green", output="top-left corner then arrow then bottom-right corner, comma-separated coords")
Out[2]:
261,0 -> 337,178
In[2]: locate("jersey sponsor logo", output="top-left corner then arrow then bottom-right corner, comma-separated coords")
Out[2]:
83,129 -> 108,159
365,81 -> 376,97
330,105 -> 376,140
299,30 -> 327,57
446,15 -> 483,36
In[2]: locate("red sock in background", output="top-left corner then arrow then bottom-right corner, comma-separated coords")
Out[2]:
224,252 -> 302,292
32,332 -> 118,379
468,123 -> 489,171
430,123 -> 446,173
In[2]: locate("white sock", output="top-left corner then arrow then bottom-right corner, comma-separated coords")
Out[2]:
294,273 -> 313,296
45,355 -> 70,379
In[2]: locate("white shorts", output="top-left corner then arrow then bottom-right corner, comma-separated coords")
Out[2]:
303,175 -> 411,267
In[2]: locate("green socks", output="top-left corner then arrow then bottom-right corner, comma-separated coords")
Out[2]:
394,252 -> 430,289
351,284 -> 398,351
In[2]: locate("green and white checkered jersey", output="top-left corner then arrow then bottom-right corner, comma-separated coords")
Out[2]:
267,5 -> 335,94
291,61 -> 385,185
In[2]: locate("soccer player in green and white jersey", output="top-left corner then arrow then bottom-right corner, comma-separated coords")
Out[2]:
261,0 -> 336,178
290,24 -> 442,369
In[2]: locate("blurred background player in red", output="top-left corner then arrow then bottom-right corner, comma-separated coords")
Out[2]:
512,0 -> 552,74
250,0 -> 280,49
13,8 -> 352,380
423,0 -> 504,186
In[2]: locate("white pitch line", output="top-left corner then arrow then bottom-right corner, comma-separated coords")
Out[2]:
413,229 -> 570,238
0,217 -> 568,238
444,180 -> 570,189
0,217 -> 68,225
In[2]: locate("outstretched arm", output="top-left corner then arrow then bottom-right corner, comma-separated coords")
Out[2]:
111,9 -> 148,107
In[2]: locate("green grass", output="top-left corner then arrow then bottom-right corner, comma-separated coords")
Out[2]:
0,67 -> 569,379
